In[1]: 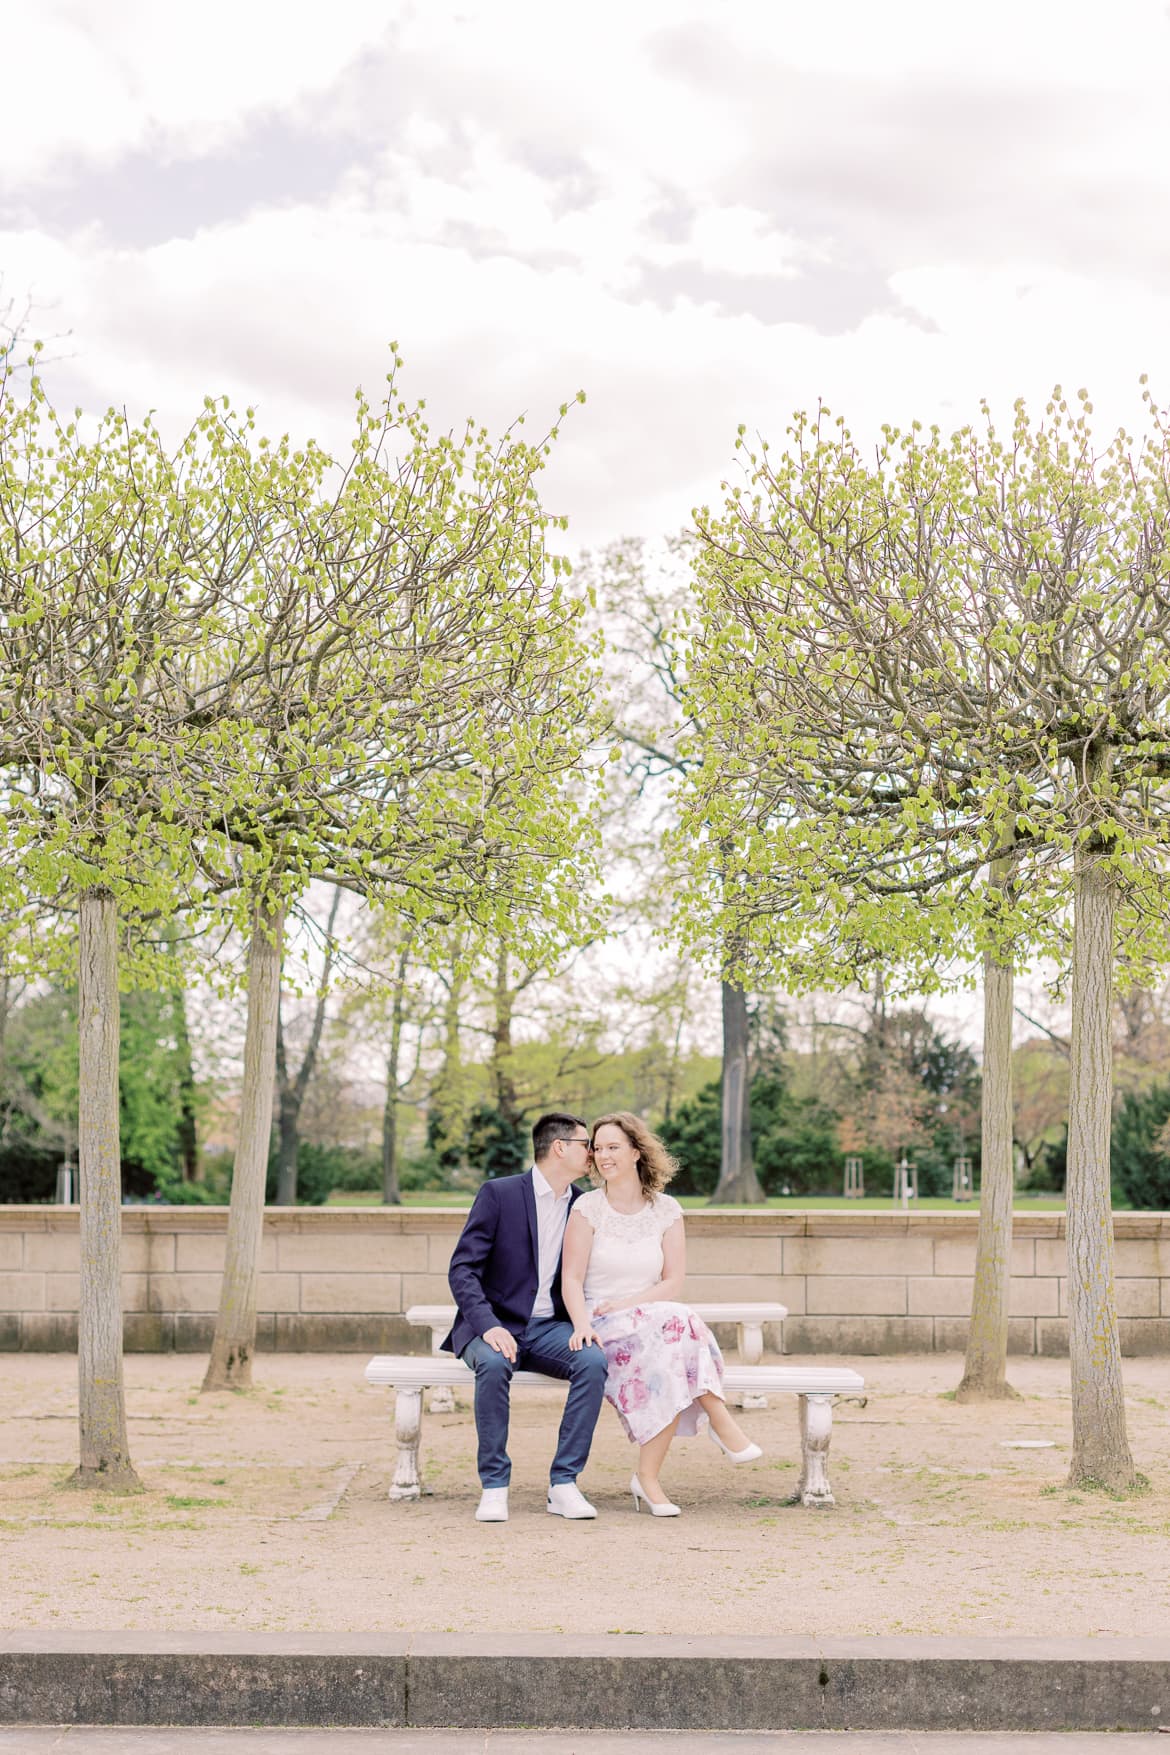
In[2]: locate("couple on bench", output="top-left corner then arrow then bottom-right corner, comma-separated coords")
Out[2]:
443,1109 -> 763,1521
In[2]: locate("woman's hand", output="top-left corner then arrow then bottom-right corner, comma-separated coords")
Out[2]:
593,1296 -> 634,1316
569,1324 -> 601,1351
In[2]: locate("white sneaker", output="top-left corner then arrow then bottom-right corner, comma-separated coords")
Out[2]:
475,1487 -> 509,1522
547,1482 -> 597,1519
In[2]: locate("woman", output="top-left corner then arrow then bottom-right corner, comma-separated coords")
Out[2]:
561,1110 -> 762,1516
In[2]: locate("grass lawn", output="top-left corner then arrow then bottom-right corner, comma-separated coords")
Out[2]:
325,1189 -> 1070,1211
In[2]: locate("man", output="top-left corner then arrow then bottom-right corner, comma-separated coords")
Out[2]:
443,1111 -> 607,1522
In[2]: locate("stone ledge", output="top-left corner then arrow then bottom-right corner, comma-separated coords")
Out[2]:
1,1635 -> 1168,1731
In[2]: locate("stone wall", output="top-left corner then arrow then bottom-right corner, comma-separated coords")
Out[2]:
1,1206 -> 1169,1354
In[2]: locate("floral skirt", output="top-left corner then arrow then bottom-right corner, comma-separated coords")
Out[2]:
593,1301 -> 725,1445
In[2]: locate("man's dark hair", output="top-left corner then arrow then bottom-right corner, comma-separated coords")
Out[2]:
531,1111 -> 588,1163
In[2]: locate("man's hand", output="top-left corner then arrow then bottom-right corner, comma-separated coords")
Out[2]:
569,1325 -> 601,1352
482,1325 -> 518,1362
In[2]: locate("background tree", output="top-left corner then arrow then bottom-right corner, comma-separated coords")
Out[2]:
0,368 -> 240,1486
586,536 -> 761,1200
684,386 -> 1170,1487
273,886 -> 342,1206
193,372 -> 602,1388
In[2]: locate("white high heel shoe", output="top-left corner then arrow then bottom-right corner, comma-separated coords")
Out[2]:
708,1428 -> 763,1464
630,1472 -> 681,1517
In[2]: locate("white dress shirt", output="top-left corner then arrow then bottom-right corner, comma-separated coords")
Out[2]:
530,1164 -> 573,1320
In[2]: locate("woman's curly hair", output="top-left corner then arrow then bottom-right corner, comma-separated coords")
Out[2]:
589,1111 -> 679,1200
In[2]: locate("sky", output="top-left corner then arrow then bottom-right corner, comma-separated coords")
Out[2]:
5,0 -> 1170,557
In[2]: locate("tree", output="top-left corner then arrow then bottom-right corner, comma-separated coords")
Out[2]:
684,387 -> 1170,1486
1112,1082 -> 1170,1208
586,536 -> 762,1200
196,369 -> 602,1388
0,362 -> 260,1485
680,409 -> 1027,1395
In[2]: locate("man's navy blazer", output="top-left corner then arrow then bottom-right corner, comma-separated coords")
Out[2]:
443,1169 -> 585,1357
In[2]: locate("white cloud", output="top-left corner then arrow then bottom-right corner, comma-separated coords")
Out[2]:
3,0 -> 1170,557
3,0 -> 395,180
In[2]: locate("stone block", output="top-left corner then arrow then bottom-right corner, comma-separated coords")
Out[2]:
1113,1238 -> 1170,1277
782,1315 -> 935,1354
276,1233 -> 427,1273
122,1274 -> 150,1313
124,1312 -> 175,1351
1036,1319 -> 1069,1357
1034,1240 -> 1068,1277
1057,1277 -> 1161,1318
1008,1278 -> 1058,1317
684,1275 -> 784,1304
173,1313 -> 216,1352
22,1234 -> 80,1272
0,1312 -> 20,1348
402,1274 -> 461,1308
22,1312 -> 78,1350
45,1274 -> 79,1311
256,1274 -> 301,1314
42,1273 -> 151,1314
175,1233 -> 275,1273
274,1312 -> 418,1352
685,1236 -> 784,1275
148,1273 -> 222,1314
0,1234 -> 25,1269
427,1235 -> 455,1275
908,1277 -> 973,1316
932,1317 -> 1038,1355
0,1643 -> 409,1728
121,1232 -> 177,1273
0,1271 -> 45,1312
806,1276 -> 907,1316
756,1275 -> 805,1316
299,1272 -> 402,1314
1118,1318 -> 1170,1355
1041,1237 -> 1169,1278
784,1237 -> 934,1276
933,1238 -> 1036,1277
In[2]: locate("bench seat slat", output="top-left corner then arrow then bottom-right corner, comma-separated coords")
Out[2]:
404,1302 -> 788,1327
364,1355 -> 863,1395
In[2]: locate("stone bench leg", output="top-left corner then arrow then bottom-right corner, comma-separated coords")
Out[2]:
731,1322 -> 769,1410
427,1329 -> 456,1413
795,1393 -> 836,1507
388,1389 -> 425,1501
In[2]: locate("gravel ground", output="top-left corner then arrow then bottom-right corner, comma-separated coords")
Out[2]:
2,1351 -> 1168,1636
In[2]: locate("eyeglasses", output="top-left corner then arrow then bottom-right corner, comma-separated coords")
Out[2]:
566,1135 -> 592,1149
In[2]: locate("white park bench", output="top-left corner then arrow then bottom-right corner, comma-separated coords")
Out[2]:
404,1301 -> 790,1408
364,1301 -> 865,1508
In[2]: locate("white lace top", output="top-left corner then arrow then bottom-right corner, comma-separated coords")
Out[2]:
573,1188 -> 684,1309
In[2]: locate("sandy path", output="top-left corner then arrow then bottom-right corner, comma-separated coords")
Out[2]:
2,1352 -> 1168,1636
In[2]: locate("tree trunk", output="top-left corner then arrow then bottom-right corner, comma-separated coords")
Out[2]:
710,978 -> 762,1203
273,1057 -> 299,1208
173,986 -> 200,1183
956,933 -> 1019,1401
70,889 -> 140,1490
491,940 -> 520,1133
382,937 -> 412,1206
274,886 -> 341,1207
202,898 -> 284,1392
1065,834 -> 1135,1490
430,959 -> 468,1172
